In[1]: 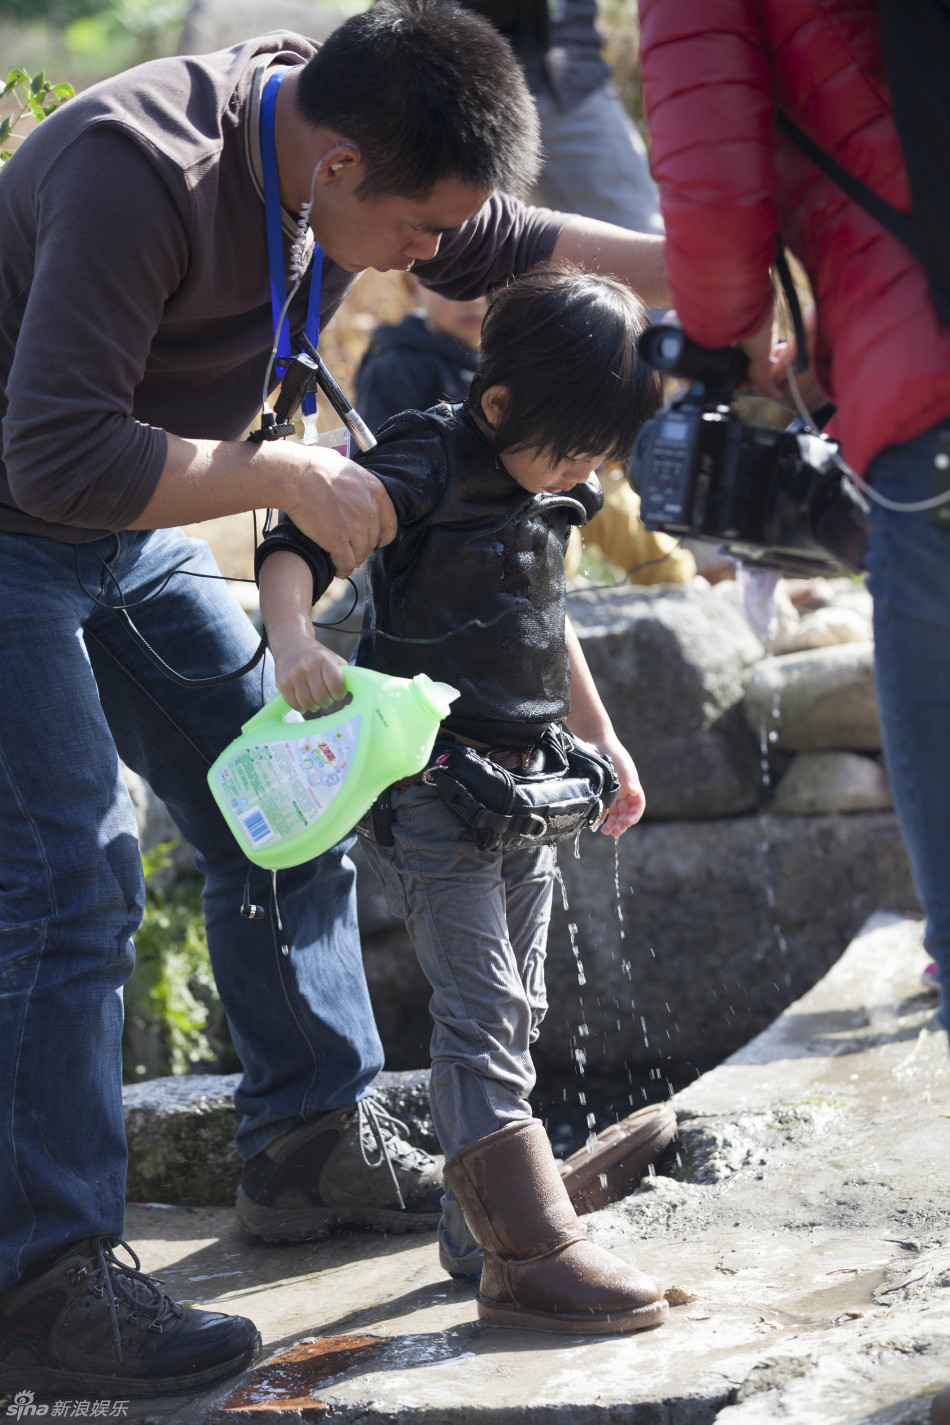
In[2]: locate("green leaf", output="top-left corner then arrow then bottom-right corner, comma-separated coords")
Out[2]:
5,69 -> 29,90
51,83 -> 75,101
0,117 -> 11,146
27,95 -> 45,122
31,71 -> 46,94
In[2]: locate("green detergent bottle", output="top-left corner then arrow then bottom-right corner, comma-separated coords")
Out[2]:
208,666 -> 459,870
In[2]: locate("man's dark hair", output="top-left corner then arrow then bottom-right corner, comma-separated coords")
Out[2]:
466,267 -> 663,465
295,0 -> 541,200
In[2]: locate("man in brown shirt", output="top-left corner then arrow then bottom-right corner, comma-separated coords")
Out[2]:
0,0 -> 666,1397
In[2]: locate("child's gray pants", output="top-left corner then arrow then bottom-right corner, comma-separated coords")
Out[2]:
360,781 -> 555,1276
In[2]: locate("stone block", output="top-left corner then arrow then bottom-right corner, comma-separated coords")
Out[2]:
569,582 -> 764,820
774,603 -> 873,653
772,751 -> 892,815
540,810 -> 918,1080
744,642 -> 880,751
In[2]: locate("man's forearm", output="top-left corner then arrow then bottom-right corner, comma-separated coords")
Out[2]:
127,433 -> 300,528
128,432 -> 398,577
552,219 -> 669,308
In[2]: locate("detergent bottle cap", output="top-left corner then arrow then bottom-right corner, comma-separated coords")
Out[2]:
410,674 -> 460,721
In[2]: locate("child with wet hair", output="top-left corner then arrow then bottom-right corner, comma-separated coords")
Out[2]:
256,266 -> 668,1335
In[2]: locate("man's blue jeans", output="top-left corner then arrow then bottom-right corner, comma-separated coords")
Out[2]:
866,420 -> 950,1028
0,528 -> 384,1291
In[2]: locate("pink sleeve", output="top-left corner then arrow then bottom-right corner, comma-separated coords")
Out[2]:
639,0 -> 778,346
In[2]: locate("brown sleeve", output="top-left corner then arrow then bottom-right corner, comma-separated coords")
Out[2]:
3,128 -> 188,530
411,192 -> 565,301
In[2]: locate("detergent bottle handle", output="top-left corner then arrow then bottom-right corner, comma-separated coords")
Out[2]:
241,691 -> 295,733
239,666 -> 381,734
338,665 -> 380,697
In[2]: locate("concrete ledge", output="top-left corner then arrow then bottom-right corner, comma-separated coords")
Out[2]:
123,1069 -> 437,1205
97,912 -> 949,1424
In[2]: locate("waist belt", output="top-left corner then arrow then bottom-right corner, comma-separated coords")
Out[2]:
358,726 -> 619,853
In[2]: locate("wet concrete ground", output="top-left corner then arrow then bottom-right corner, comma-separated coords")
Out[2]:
24,912 -> 949,1424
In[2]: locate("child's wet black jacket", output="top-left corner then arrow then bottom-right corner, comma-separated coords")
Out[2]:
255,403 -> 602,748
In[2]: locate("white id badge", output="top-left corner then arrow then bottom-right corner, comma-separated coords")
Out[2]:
300,413 -> 350,459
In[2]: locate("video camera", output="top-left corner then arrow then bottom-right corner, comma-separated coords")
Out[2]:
630,325 -> 869,577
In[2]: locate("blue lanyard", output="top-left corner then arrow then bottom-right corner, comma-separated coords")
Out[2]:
261,67 -> 322,390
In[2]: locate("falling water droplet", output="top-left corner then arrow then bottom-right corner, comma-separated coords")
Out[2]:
756,661 -> 791,963
612,841 -> 626,940
554,866 -> 569,912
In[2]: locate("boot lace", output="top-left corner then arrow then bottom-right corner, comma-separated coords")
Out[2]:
71,1237 -> 183,1363
355,1096 -> 433,1212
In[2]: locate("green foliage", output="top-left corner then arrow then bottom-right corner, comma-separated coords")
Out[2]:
123,841 -> 237,1081
0,0 -> 97,24
0,65 -> 73,165
61,0 -> 189,68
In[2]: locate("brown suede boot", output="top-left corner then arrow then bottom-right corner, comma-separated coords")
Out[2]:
558,1102 -> 677,1214
443,1119 -> 668,1334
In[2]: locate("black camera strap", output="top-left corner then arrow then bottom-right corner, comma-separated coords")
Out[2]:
775,112 -> 921,265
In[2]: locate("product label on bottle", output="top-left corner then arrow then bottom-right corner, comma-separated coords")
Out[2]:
214,714 -> 362,848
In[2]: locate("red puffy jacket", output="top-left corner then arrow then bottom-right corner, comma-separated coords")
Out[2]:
639,0 -> 950,474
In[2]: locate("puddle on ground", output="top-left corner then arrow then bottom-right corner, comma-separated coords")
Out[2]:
778,1264 -> 891,1325
221,1334 -> 385,1411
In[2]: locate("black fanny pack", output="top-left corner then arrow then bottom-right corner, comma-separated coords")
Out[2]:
359,726 -> 619,853
425,727 -> 620,851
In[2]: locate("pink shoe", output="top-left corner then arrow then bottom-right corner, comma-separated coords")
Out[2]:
922,960 -> 940,994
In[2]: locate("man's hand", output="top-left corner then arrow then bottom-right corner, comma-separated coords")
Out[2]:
737,308 -> 783,401
282,446 -> 397,577
768,303 -> 831,414
135,435 -> 397,572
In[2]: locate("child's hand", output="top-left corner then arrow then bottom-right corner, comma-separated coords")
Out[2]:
591,734 -> 645,837
273,636 -> 347,713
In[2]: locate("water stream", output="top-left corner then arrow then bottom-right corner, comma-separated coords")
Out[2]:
540,593 -> 798,1159
544,861 -> 676,1159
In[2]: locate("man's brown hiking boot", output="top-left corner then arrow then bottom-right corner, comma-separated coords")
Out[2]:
0,1237 -> 261,1398
236,1096 -> 444,1242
